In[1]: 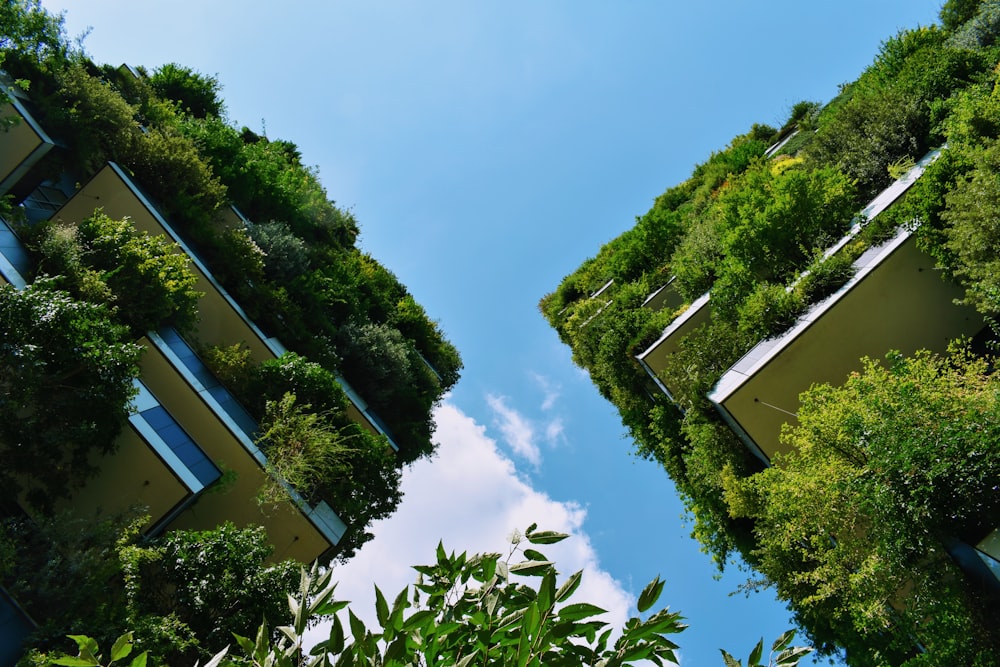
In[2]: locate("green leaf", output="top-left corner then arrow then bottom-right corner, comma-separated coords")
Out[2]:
128,651 -> 148,667
558,603 -> 607,621
67,636 -> 100,661
436,540 -> 447,565
375,584 -> 389,629
109,633 -> 133,662
555,570 -> 582,603
637,576 -> 664,613
525,530 -> 569,545
537,570 -> 556,614
776,646 -> 814,666
328,616 -> 345,654
348,609 -> 367,642
233,633 -> 256,658
495,608 -> 526,630
401,609 -> 437,632
748,638 -> 763,667
202,647 -> 229,667
509,560 -> 554,576
771,629 -> 795,653
51,658 -> 99,667
720,649 -> 742,667
523,549 -> 548,561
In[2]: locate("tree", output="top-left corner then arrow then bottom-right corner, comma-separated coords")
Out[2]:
148,63 -> 223,119
0,0 -> 67,71
117,523 -> 300,664
49,525 -> 812,667
942,140 -> 1000,313
725,348 -> 1000,665
941,0 -> 986,32
0,281 -> 142,510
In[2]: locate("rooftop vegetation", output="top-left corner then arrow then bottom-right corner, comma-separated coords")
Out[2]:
541,0 -> 1000,662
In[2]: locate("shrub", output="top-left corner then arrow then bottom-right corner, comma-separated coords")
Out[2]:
247,220 -> 309,282
148,63 -> 223,118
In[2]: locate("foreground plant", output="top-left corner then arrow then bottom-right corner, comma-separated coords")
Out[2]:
49,525 -> 811,666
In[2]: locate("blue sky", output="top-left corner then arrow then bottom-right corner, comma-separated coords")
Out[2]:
46,1 -> 944,663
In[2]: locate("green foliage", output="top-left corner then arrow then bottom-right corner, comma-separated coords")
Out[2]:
148,63 -> 222,119
337,320 -> 441,462
54,64 -> 143,176
34,212 -> 203,334
257,392 -> 354,506
239,353 -> 404,560
117,523 -> 300,664
720,630 -> 813,667
942,140 -> 1000,312
728,348 -> 1000,663
0,0 -> 67,71
247,220 -> 310,282
0,512 -> 144,652
941,0 -> 987,32
946,0 -> 1000,49
0,281 -> 141,510
48,632 -> 150,667
45,526 -> 811,667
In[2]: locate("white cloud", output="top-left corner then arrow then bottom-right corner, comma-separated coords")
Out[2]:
530,371 -> 561,411
315,400 -> 634,646
544,415 -> 565,444
486,393 -> 541,466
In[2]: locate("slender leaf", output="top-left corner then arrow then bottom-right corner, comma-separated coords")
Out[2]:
771,629 -> 795,653
509,560 -> 554,575
637,576 -> 664,614
720,649 -> 742,667
525,530 -> 569,545
748,638 -> 763,667
555,570 -> 583,603
375,584 -> 389,629
558,603 -> 607,621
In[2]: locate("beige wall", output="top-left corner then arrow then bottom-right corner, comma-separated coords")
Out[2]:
140,340 -> 331,563
720,235 -> 983,461
59,425 -> 190,529
53,165 -> 276,363
0,103 -> 46,188
639,299 -> 712,398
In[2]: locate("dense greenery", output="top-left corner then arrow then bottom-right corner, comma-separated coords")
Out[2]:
2,516 -> 299,666
33,525 -> 812,667
541,2 -> 1000,663
726,347 -> 1000,664
0,282 -> 141,511
0,0 -> 461,563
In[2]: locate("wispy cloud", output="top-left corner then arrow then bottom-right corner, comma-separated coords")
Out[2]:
544,416 -> 564,444
486,393 -> 541,467
530,371 -> 561,411
314,401 -> 633,646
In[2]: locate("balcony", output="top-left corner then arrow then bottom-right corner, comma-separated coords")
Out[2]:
0,77 -> 55,197
143,328 -> 348,563
708,227 -> 983,464
51,162 -> 284,363
636,292 -> 712,402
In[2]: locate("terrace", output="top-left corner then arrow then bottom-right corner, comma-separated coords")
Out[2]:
708,227 -> 983,463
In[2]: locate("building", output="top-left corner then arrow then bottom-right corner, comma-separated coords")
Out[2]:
0,88 -> 417,568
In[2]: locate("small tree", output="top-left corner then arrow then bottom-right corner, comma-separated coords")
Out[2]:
148,63 -> 223,119
0,281 -> 142,509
